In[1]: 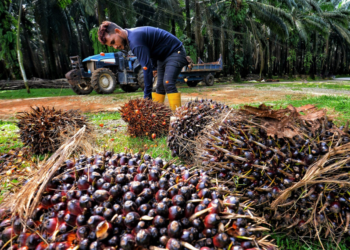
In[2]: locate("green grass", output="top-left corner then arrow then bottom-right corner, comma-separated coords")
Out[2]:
86,112 -> 122,125
255,81 -> 350,91
0,120 -> 23,154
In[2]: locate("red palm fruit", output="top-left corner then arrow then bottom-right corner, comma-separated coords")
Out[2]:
184,203 -> 195,218
130,181 -> 143,195
136,229 -> 152,246
75,214 -> 87,227
54,202 -> 67,211
46,243 -> 59,250
180,229 -> 194,243
197,188 -> 211,199
77,176 -> 90,190
166,238 -> 183,250
41,195 -> 52,209
19,232 -> 30,247
124,212 -> 140,229
169,187 -> 179,199
168,206 -> 184,221
2,227 -> 17,242
43,218 -> 58,234
76,226 -> 89,241
57,210 -> 67,223
0,219 -> 11,228
200,248 -> 211,250
67,199 -> 82,216
194,204 -> 207,219
8,244 -> 18,250
153,215 -> 167,228
78,239 -> 89,250
172,195 -> 186,207
87,215 -> 105,229
152,133 -> 156,139
155,190 -> 168,202
51,194 -> 62,205
26,233 -> 41,250
138,204 -> 151,216
64,213 -> 77,227
45,180 -> 59,193
204,213 -> 220,228
18,247 -> 28,250
35,242 -> 47,250
109,185 -> 122,198
330,201 -> 341,213
182,170 -> 190,181
92,190 -> 110,203
208,199 -> 223,214
224,196 -> 239,210
167,221 -> 183,238
96,221 -> 113,240
213,233 -> 230,248
79,195 -> 93,209
148,170 -> 160,181
120,234 -> 135,250
55,242 -> 71,250
59,223 -> 72,234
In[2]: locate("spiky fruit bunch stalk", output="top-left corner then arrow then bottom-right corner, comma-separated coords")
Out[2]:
16,106 -> 91,154
197,104 -> 350,239
167,99 -> 230,163
119,99 -> 171,138
0,152 -> 276,250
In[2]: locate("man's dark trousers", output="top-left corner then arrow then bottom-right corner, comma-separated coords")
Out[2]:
156,47 -> 188,94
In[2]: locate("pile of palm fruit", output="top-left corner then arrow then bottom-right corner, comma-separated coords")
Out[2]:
119,99 -> 172,139
0,152 -> 276,250
167,99 -> 230,162
195,104 -> 350,240
16,107 -> 91,154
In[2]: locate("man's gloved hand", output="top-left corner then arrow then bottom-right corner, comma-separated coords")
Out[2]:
153,70 -> 157,77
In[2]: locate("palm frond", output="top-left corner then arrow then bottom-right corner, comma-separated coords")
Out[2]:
332,22 -> 350,44
295,19 -> 308,42
248,1 -> 294,27
79,0 -> 95,16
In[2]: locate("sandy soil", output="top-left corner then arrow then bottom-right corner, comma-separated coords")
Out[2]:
0,87 -> 306,119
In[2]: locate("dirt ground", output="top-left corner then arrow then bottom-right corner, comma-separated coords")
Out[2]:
0,87 -> 306,120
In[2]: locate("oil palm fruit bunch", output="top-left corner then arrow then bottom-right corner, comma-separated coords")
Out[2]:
167,99 -> 230,163
16,106 -> 91,154
119,98 -> 171,138
197,105 -> 350,239
0,152 -> 276,250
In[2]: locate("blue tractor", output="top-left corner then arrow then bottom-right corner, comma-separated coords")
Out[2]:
65,51 -> 145,95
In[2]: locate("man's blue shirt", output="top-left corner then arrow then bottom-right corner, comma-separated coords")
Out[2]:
126,26 -> 183,98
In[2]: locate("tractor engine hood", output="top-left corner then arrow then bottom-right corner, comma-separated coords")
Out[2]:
83,53 -> 116,64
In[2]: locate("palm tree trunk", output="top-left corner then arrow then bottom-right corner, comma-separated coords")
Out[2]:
185,0 -> 191,38
194,0 -> 204,60
17,0 -> 30,93
204,6 -> 215,61
97,0 -> 106,24
171,18 -> 176,36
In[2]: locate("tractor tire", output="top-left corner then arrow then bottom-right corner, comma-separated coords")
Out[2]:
137,70 -> 145,90
121,85 -> 139,92
70,79 -> 94,95
187,81 -> 199,87
138,70 -> 157,92
204,73 -> 214,86
91,68 -> 117,94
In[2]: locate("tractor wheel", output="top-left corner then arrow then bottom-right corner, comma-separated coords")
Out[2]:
137,70 -> 157,92
152,75 -> 158,92
91,68 -> 117,94
204,73 -> 215,86
121,85 -> 139,92
186,81 -> 199,87
137,70 -> 145,90
70,79 -> 94,95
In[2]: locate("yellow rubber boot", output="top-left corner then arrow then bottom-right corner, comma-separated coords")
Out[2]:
168,93 -> 181,111
152,92 -> 165,103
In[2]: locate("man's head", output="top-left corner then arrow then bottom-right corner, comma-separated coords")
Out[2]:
98,21 -> 128,50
